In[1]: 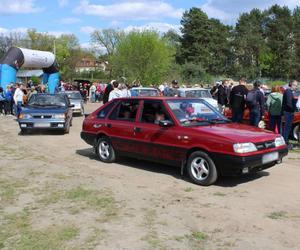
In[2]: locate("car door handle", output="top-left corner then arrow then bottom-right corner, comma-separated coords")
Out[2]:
106,123 -> 112,128
134,127 -> 141,133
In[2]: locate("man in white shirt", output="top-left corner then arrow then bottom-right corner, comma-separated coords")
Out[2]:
13,83 -> 24,118
108,81 -> 122,101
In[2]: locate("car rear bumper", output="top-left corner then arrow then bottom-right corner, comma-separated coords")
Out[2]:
81,131 -> 96,146
18,119 -> 66,130
211,147 -> 288,176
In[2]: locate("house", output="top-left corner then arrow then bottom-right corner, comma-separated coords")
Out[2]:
75,57 -> 108,73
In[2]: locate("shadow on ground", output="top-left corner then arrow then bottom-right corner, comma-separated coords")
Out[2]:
76,148 -> 271,187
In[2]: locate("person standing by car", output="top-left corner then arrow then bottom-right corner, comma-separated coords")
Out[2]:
89,83 -> 96,103
217,79 -> 229,113
103,80 -> 114,104
167,80 -> 180,97
246,80 -> 265,127
229,77 -> 248,123
13,83 -> 24,118
266,85 -> 283,134
4,85 -> 12,115
282,80 -> 298,147
108,81 -> 122,101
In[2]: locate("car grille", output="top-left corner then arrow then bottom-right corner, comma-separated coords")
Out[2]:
32,115 -> 53,119
255,140 -> 276,151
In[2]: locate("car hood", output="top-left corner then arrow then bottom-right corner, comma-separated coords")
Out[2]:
191,123 -> 278,144
22,106 -> 67,114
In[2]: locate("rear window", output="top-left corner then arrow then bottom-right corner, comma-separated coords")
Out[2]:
97,101 -> 116,119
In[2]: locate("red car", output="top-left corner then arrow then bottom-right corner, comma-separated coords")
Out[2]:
81,97 -> 288,186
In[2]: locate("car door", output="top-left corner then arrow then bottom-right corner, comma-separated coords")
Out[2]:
106,99 -> 141,154
133,100 -> 186,166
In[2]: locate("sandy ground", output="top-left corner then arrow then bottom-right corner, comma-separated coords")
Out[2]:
0,102 -> 300,250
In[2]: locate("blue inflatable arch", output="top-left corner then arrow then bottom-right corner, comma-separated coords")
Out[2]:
0,47 -> 59,93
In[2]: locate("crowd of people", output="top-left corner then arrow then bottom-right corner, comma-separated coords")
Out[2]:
210,77 -> 300,148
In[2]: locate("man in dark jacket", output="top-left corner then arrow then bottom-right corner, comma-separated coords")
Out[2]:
282,80 -> 298,146
102,80 -> 114,104
217,79 -> 229,113
229,77 -> 248,123
247,80 -> 265,127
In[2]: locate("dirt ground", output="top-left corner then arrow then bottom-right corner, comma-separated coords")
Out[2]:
0,102 -> 300,250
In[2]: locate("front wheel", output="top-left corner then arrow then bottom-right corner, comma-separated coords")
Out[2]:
186,151 -> 218,186
96,137 -> 116,163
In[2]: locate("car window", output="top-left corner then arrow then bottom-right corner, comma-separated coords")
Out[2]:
141,100 -> 172,124
97,101 -> 116,119
109,100 -> 139,121
27,94 -> 67,107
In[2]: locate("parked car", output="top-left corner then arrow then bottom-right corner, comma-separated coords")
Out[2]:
224,108 -> 300,140
18,93 -> 73,134
64,90 -> 84,115
178,88 -> 218,109
81,97 -> 288,186
130,87 -> 159,97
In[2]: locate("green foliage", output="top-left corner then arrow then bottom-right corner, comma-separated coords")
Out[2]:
30,76 -> 40,84
111,30 -> 174,86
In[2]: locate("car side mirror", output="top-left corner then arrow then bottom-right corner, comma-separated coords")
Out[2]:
159,120 -> 173,127
84,113 -> 90,118
69,104 -> 75,108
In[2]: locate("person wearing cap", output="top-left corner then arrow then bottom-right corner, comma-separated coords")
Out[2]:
167,80 -> 179,97
246,80 -> 265,127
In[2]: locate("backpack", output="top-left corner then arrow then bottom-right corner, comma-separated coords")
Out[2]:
246,90 -> 258,108
269,94 -> 282,115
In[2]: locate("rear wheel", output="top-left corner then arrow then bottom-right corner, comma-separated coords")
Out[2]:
187,151 -> 218,186
293,124 -> 299,140
96,137 -> 116,163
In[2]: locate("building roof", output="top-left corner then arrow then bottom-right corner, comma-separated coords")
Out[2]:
17,70 -> 43,77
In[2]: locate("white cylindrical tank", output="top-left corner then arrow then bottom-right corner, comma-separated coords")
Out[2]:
19,48 -> 55,68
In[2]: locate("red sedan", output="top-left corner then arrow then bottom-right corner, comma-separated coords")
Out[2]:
81,97 -> 288,186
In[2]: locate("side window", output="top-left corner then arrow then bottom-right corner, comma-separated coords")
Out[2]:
97,101 -> 116,119
141,100 -> 172,124
109,100 -> 139,121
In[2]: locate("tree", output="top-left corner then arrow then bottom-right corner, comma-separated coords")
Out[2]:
233,9 -> 267,79
111,30 -> 174,85
91,28 -> 124,57
292,7 -> 300,78
265,5 -> 294,79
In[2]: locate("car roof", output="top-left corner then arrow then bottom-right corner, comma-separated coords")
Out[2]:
131,87 -> 158,90
178,88 -> 208,91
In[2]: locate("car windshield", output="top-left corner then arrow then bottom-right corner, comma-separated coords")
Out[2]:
27,95 -> 66,107
183,90 -> 212,98
166,99 -> 230,126
66,92 -> 82,99
136,89 -> 159,96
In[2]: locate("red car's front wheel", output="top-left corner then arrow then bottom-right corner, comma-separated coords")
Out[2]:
96,137 -> 116,163
187,151 -> 218,186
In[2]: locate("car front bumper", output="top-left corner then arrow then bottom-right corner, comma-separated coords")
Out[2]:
211,147 -> 288,176
18,119 -> 67,130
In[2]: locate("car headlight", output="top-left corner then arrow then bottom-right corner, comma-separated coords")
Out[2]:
275,136 -> 286,147
53,114 -> 65,119
19,114 -> 32,119
233,142 -> 257,153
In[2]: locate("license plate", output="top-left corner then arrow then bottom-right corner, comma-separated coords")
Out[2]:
262,152 -> 279,164
34,123 -> 50,128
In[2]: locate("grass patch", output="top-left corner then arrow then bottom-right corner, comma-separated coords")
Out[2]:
184,187 -> 194,192
189,231 -> 207,241
213,192 -> 226,197
267,211 -> 288,220
0,178 -> 28,204
0,209 -> 79,250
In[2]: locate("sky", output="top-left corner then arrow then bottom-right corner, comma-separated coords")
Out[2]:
0,0 -> 299,49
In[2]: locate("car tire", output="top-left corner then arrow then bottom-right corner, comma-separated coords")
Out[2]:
186,151 -> 218,186
292,124 -> 299,140
96,137 -> 116,163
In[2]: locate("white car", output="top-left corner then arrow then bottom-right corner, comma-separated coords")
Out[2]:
130,87 -> 159,97
178,88 -> 218,109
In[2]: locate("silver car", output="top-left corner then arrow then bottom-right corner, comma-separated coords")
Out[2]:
64,91 -> 84,115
